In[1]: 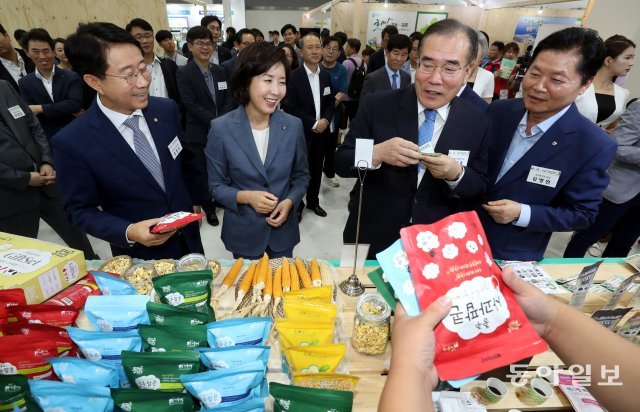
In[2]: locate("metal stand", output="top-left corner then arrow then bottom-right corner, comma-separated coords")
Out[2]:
340,160 -> 369,297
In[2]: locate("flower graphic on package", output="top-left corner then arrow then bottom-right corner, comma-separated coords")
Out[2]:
135,375 -> 161,390
442,276 -> 510,340
279,400 -> 291,410
423,263 -> 440,280
477,234 -> 484,246
447,222 -> 467,239
466,240 -> 478,254
200,389 -> 223,408
402,279 -> 415,296
417,231 -> 439,252
165,292 -> 185,306
485,251 -> 493,267
442,244 -> 458,260
393,250 -> 409,270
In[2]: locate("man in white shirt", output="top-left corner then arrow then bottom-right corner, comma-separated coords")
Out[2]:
155,30 -> 188,67
201,15 -> 232,65
0,23 -> 34,91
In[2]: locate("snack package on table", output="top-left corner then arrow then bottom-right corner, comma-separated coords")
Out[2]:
376,239 -> 420,316
150,211 -> 204,233
111,388 -> 195,411
42,272 -> 101,309
29,380 -> 113,411
399,211 -> 548,380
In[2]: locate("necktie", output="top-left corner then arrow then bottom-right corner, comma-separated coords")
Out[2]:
123,115 -> 165,191
418,109 -> 436,172
391,73 -> 398,90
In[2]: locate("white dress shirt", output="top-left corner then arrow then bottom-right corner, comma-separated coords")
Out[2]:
473,67 -> 494,100
147,55 -> 168,99
210,48 -> 220,65
304,63 -> 322,129
163,53 -> 188,67
35,65 -> 55,101
0,52 -> 27,84
252,128 -> 270,164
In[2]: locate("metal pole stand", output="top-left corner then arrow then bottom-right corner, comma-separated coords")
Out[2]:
340,160 -> 369,297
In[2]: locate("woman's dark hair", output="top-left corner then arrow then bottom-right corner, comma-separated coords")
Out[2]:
251,28 -> 264,40
362,46 -> 375,57
531,27 -> 605,85
282,43 -> 299,70
26,28 -> 55,50
604,34 -> 636,59
230,42 -> 290,106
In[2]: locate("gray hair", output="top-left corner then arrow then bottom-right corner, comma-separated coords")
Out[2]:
299,32 -> 320,49
419,19 -> 478,66
477,30 -> 488,58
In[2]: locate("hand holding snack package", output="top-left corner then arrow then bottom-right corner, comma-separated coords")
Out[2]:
149,212 -> 204,233
399,211 -> 548,380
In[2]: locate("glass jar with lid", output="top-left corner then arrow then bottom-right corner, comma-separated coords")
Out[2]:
351,293 -> 391,356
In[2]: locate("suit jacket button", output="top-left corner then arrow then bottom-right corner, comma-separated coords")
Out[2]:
414,198 -> 418,204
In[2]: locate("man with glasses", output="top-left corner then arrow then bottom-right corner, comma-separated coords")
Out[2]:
361,34 -> 411,98
51,22 -> 204,260
177,26 -> 234,227
201,16 -> 231,65
336,19 -> 492,258
221,28 -> 256,79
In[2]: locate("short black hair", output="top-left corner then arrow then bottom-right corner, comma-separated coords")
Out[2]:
155,30 -> 173,43
237,28 -> 255,42
54,37 -> 66,46
386,34 -> 411,53
65,22 -> 142,78
201,15 -> 222,29
504,41 -> 520,55
362,46 -> 375,57
334,32 -> 347,47
491,41 -> 505,52
604,34 -> 636,59
126,18 -> 153,33
531,27 -> 605,85
282,43 -> 299,70
186,26 -> 213,43
323,35 -> 340,49
346,38 -> 361,53
281,24 -> 297,36
421,19 -> 478,66
251,28 -> 264,40
320,28 -> 330,39
409,32 -> 423,44
230,42 -> 290,105
26,28 -> 55,50
226,27 -> 236,35
381,25 -> 399,40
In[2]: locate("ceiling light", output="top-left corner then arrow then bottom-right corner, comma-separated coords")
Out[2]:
538,6 -> 543,14
384,0 -> 389,8
440,4 -> 445,10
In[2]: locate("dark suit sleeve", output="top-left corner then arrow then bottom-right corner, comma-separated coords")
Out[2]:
282,74 -> 316,132
171,100 -> 202,206
284,118 -> 311,207
321,74 -> 335,122
177,65 -> 215,126
14,82 -> 53,165
41,73 -> 83,120
161,59 -> 182,108
360,72 -> 375,99
0,83 -> 34,189
215,67 -> 235,116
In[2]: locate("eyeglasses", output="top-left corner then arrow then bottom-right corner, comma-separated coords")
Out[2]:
418,60 -> 467,77
104,66 -> 151,85
134,33 -> 153,41
324,47 -> 339,53
192,40 -> 214,49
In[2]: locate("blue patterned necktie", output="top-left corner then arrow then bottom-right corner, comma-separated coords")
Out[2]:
418,109 -> 436,172
123,115 -> 165,191
391,73 -> 398,90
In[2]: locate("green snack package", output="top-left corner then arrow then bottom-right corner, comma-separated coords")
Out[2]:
121,350 -> 200,392
367,268 -> 398,310
138,324 -> 208,352
111,388 -> 194,411
270,382 -> 353,412
0,374 -> 40,412
147,301 -> 211,326
152,271 -> 215,321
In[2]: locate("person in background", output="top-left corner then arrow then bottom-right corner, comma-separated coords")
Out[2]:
360,34 -> 411,98
282,43 -> 299,70
222,26 -> 236,50
54,38 -> 72,71
478,30 -> 491,66
334,31 -> 348,64
13,29 -> 27,50
0,23 -> 35,92
320,28 -> 330,45
379,267 -> 640,412
207,43 -> 309,259
201,15 -> 232,65
564,99 -> 640,258
320,35 -> 348,189
280,24 -> 299,52
362,46 -> 374,66
228,33 -> 241,57
342,37 -> 366,121
367,25 -> 399,74
402,31 -> 422,83
155,30 -> 188,67
575,34 -> 634,130
222,28 -> 256,79
19,28 -> 83,140
483,40 -> 504,71
270,29 -> 281,47
467,31 -> 494,104
252,28 -> 265,43
491,41 -> 519,100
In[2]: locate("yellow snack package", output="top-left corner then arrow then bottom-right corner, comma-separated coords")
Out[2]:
283,301 -> 337,322
282,286 -> 333,303
275,318 -> 334,348
285,343 -> 347,374
292,373 -> 359,391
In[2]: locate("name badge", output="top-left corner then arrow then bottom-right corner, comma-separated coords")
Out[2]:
8,105 -> 25,119
448,150 -> 470,166
218,81 -> 228,90
323,86 -> 331,96
527,166 -> 560,188
168,136 -> 183,160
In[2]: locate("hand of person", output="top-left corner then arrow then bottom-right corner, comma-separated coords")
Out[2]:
501,267 -> 559,340
127,218 -> 176,247
39,164 -> 56,182
372,137 -> 422,167
335,92 -> 347,103
73,109 -> 85,118
494,69 -> 503,78
482,199 -> 522,224
193,205 -> 203,228
28,171 -> 56,186
421,155 -> 462,181
390,297 -> 452,388
245,191 -> 278,214
314,119 -> 329,134
29,104 -> 43,115
266,199 -> 293,228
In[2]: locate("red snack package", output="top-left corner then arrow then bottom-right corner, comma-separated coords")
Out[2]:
3,322 -> 76,355
400,211 -> 548,380
7,304 -> 78,327
149,211 -> 204,233
42,273 -> 100,310
0,289 -> 27,309
0,335 -> 58,379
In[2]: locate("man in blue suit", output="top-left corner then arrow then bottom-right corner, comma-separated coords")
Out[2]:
19,28 -> 82,140
51,22 -> 204,260
480,28 -> 617,261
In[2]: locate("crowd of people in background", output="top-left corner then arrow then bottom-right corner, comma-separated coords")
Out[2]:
0,15 -> 638,264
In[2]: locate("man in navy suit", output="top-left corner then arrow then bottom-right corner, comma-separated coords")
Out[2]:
51,22 -> 204,260
457,83 -> 488,111
282,32 -> 335,220
336,19 -> 492,259
480,28 -> 617,261
19,29 -> 82,140
0,24 -> 35,92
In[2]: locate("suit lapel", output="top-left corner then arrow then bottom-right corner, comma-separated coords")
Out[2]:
192,62 -> 215,106
31,72 -> 53,104
51,69 -> 63,103
264,111 -> 284,171
300,68 -> 316,118
232,107 -> 269,181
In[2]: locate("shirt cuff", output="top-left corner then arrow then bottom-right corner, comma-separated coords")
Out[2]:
445,165 -> 465,189
312,120 -> 319,130
512,204 -> 530,227
125,224 -> 135,246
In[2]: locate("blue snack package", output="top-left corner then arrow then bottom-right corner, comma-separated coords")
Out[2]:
67,327 -> 142,387
197,346 -> 270,370
376,239 -> 420,317
47,357 -> 119,388
213,396 -> 265,411
180,361 -> 267,411
206,317 -> 272,348
84,295 -> 150,332
91,271 -> 137,295
29,380 -> 113,412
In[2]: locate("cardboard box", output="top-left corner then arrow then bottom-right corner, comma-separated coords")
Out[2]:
0,232 -> 86,304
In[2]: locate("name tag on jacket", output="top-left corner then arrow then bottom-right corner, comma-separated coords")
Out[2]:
527,166 -> 561,188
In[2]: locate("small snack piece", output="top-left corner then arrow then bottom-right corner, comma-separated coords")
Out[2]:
149,211 -> 204,233
153,259 -> 177,276
351,293 -> 390,356
123,263 -> 157,295
292,373 -> 359,391
295,258 -> 312,288
177,253 -> 207,272
208,259 -> 222,278
99,255 -> 133,275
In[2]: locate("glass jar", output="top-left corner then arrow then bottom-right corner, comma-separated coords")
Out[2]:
351,293 -> 391,356
177,253 -> 207,272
